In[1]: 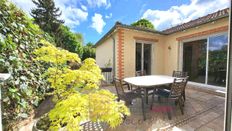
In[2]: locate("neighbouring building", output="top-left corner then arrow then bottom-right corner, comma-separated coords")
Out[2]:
95,8 -> 229,89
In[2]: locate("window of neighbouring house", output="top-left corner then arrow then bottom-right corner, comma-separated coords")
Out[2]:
183,33 -> 228,87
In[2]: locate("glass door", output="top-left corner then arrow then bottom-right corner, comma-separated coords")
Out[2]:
183,39 -> 207,84
182,33 -> 228,87
136,42 -> 152,75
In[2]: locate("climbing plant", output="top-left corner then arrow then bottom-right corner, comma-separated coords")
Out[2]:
0,0 -> 51,128
34,41 -> 130,130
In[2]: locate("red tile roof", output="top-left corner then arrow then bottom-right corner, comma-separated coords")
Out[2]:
162,8 -> 229,34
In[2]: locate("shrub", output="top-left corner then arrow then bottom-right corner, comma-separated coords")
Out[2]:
34,41 -> 130,130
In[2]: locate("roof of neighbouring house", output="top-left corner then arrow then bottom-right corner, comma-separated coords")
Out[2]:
94,8 -> 229,47
162,8 -> 229,34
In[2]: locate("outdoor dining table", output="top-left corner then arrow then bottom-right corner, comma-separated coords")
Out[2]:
124,75 -> 176,104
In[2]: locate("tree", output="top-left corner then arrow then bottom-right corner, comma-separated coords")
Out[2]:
31,0 -> 63,35
75,33 -> 84,45
55,25 -> 83,56
82,42 -> 96,60
131,19 -> 155,30
34,41 -> 130,130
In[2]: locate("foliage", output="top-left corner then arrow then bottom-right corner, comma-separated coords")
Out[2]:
34,41 -> 130,130
75,33 -> 84,45
55,25 -> 83,56
31,0 -> 63,35
131,19 -> 155,30
82,42 -> 95,60
0,0 -> 50,128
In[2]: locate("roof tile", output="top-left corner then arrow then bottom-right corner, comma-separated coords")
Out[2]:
162,8 -> 229,34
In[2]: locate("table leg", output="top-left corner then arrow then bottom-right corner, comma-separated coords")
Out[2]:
145,88 -> 148,104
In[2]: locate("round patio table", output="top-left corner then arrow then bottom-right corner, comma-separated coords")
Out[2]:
123,75 -> 175,120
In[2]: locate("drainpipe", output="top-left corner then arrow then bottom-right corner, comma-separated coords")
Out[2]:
112,36 -> 116,80
0,73 -> 11,131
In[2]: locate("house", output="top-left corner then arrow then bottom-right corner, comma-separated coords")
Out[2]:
95,8 -> 229,89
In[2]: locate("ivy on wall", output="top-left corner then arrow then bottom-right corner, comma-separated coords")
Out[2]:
0,0 -> 51,128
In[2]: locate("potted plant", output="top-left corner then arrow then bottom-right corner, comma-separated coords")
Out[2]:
33,40 -> 130,130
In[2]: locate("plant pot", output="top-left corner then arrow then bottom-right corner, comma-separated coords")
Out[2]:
101,67 -> 112,72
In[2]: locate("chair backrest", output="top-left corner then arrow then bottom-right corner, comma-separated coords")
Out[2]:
169,77 -> 188,98
172,71 -> 188,78
136,70 -> 146,76
113,78 -> 125,98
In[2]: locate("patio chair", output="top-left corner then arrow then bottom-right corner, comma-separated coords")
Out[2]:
150,77 -> 188,120
114,78 -> 146,120
172,70 -> 188,78
136,70 -> 153,104
163,71 -> 188,101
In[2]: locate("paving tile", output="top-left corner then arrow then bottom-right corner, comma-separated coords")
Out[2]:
198,111 -> 220,123
196,126 -> 214,131
103,86 -> 225,131
177,125 -> 195,131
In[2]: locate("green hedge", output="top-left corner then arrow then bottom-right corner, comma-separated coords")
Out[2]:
0,0 -> 51,128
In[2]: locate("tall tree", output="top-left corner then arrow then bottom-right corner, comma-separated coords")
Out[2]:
55,25 -> 83,56
31,0 -> 63,35
82,42 -> 96,60
131,19 -> 155,30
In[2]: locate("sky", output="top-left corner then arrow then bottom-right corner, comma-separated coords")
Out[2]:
11,0 -> 229,44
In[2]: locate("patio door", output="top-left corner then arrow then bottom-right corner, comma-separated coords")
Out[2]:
182,33 -> 228,87
136,42 -> 152,75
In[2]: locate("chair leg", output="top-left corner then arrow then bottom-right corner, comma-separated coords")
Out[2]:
167,99 -> 172,120
141,96 -> 146,120
158,96 -> 161,103
127,84 -> 131,90
183,90 -> 186,101
178,98 -> 184,115
150,89 -> 155,110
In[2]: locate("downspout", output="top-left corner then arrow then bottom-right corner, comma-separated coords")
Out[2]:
224,3 -> 232,131
112,36 -> 116,80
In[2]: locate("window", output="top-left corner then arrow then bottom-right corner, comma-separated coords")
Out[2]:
183,33 -> 228,87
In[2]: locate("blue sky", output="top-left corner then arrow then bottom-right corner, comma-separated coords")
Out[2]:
11,0 -> 229,44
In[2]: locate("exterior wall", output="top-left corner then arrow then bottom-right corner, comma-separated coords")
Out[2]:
96,17 -> 229,79
95,34 -> 114,68
122,29 -> 165,78
163,17 -> 229,75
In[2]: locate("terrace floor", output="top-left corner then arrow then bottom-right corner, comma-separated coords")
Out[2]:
102,85 -> 225,131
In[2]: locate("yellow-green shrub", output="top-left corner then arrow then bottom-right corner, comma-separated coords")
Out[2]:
34,41 -> 130,131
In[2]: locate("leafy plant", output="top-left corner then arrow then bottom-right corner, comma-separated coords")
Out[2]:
131,19 -> 155,30
55,25 -> 83,56
34,41 -> 130,130
82,42 -> 95,60
0,0 -> 51,128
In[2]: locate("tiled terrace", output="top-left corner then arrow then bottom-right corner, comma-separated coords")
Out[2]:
102,85 -> 225,131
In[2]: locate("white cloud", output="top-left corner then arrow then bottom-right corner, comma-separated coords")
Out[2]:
10,0 -> 88,30
87,0 -> 111,9
81,5 -> 87,11
55,1 -> 88,28
91,13 -> 106,34
105,13 -> 112,19
142,0 -> 230,30
10,0 -> 35,16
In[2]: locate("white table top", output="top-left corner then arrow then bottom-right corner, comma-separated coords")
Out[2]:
124,75 -> 175,87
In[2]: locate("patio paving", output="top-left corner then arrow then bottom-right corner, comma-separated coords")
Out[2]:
102,85 -> 225,131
